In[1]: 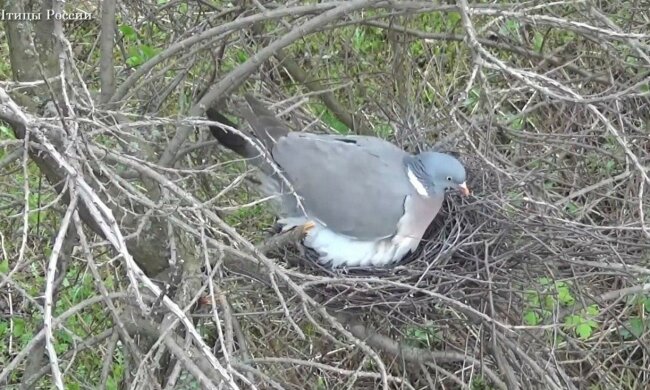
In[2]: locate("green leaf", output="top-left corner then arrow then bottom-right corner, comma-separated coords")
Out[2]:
13,317 -> 25,335
316,376 -> 327,390
127,56 -> 142,67
565,201 -> 579,216
501,19 -> 521,40
544,295 -> 556,310
125,45 -> 160,67
502,113 -> 525,131
0,258 -> 8,273
564,315 -> 580,327
311,104 -> 349,134
405,324 -> 439,347
507,191 -> 523,208
525,290 -> 540,306
106,377 -> 118,390
353,27 -> 365,51
576,323 -> 593,339
139,45 -> 160,60
643,297 -> 650,313
622,317 -> 645,339
463,87 -> 481,110
446,11 -> 461,29
533,31 -> 544,52
0,125 -> 15,139
523,311 -> 540,325
585,304 -> 599,317
118,25 -> 137,40
374,122 -> 393,138
126,47 -> 143,67
556,284 -> 575,306
409,41 -> 424,57
12,317 -> 33,345
235,49 -> 248,64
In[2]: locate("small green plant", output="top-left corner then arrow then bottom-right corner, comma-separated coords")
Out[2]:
0,125 -> 14,139
310,103 -> 350,134
315,376 -> 327,390
523,278 -> 600,341
501,19 -> 521,42
532,31 -> 545,52
119,25 -> 162,67
463,87 -> 481,111
225,203 -> 272,226
499,112 -> 534,132
565,201 -> 580,217
234,48 -> 249,64
585,152 -> 618,177
620,317 -> 646,340
405,323 -> 440,348
373,121 -> 393,138
564,305 -> 599,340
471,376 -> 496,390
409,40 -> 425,58
619,294 -> 650,340
352,26 -> 383,55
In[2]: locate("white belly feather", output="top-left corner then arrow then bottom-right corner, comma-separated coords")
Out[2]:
304,223 -> 418,267
278,193 -> 443,267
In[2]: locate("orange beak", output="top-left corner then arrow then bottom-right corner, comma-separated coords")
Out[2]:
458,182 -> 470,196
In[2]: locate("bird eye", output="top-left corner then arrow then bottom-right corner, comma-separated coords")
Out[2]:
446,176 -> 452,181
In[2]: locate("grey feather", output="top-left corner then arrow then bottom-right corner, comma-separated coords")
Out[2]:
206,106 -> 259,159
271,132 -> 414,239
241,94 -> 290,151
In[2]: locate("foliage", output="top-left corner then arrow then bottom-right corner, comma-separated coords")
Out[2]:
119,24 -> 162,67
405,323 -> 441,348
523,278 -> 601,340
619,294 -> 650,340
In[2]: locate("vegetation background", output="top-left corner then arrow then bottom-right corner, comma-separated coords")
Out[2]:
0,0 -> 648,389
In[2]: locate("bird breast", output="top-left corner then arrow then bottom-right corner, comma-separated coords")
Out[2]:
299,193 -> 443,267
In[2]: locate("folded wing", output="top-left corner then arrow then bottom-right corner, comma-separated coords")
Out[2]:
271,133 -> 413,240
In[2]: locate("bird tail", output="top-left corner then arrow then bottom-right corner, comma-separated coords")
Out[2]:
206,94 -> 291,157
206,96 -> 298,216
205,106 -> 259,159
240,94 -> 291,151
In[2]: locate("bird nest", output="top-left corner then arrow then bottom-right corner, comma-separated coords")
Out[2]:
277,153 -> 522,310
259,140 -> 649,389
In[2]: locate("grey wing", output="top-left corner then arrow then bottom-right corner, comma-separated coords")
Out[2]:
271,133 -> 413,240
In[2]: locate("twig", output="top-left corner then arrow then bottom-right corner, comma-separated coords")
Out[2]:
243,357 -> 416,390
42,183 -> 78,390
160,0 -> 384,167
341,316 -> 507,390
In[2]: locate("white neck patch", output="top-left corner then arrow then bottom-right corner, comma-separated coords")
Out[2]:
407,168 -> 429,197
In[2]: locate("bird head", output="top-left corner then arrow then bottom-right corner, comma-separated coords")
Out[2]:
405,152 -> 469,197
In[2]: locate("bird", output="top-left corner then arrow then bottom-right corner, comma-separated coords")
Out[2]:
207,95 -> 469,268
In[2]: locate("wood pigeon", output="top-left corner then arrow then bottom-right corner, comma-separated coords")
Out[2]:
207,95 -> 468,267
